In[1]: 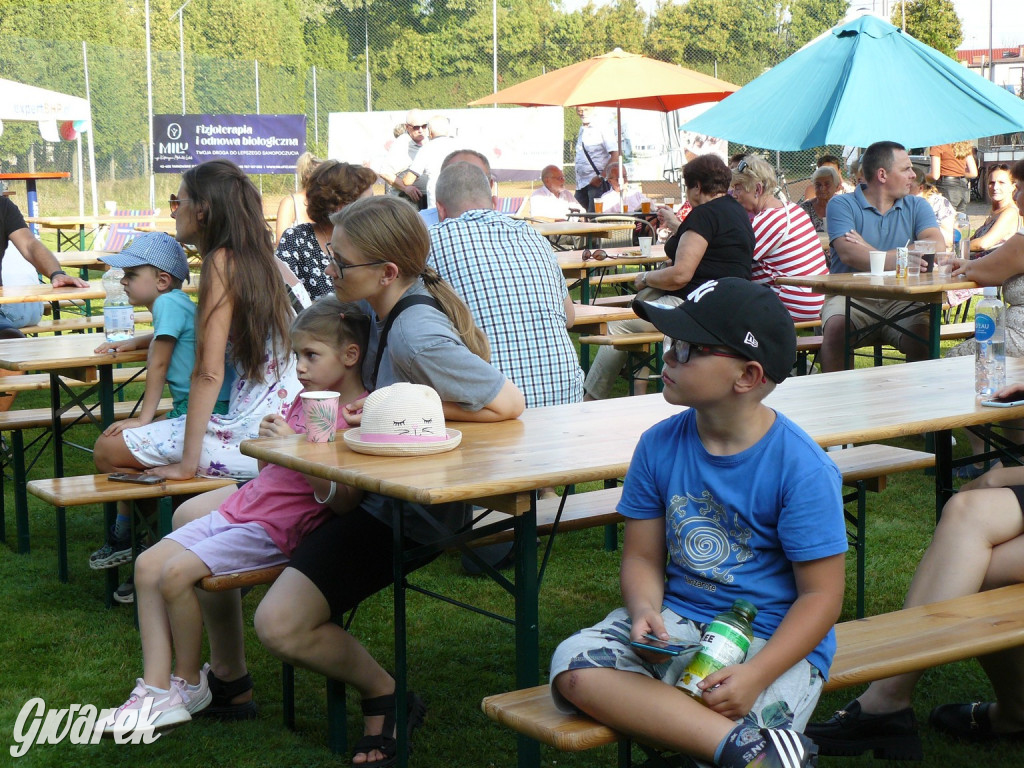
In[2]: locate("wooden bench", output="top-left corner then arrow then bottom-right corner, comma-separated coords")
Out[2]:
21,311 -> 154,336
1,396 -> 173,557
0,366 -> 147,395
481,584 -> 1024,763
25,472 -> 236,587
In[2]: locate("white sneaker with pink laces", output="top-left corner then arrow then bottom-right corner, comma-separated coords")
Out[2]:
171,665 -> 212,715
98,679 -> 191,738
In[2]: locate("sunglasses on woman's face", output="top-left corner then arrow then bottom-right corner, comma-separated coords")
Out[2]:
582,248 -> 609,261
169,194 -> 191,213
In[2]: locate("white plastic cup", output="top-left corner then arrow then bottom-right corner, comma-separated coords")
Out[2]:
638,236 -> 653,257
300,391 -> 341,443
869,250 -> 886,275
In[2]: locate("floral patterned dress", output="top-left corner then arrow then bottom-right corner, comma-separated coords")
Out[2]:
122,339 -> 302,479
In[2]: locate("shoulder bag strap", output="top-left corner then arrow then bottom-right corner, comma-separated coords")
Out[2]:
372,294 -> 442,386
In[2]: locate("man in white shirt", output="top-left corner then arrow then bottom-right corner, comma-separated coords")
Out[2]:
596,161 -> 648,213
402,115 -> 459,209
376,108 -> 429,208
573,106 -> 618,212
530,165 -> 584,219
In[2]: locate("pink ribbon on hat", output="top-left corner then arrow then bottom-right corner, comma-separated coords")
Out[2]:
359,432 -> 449,444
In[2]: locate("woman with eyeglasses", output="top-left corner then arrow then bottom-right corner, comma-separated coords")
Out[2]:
971,164 -> 1022,259
249,196 -> 523,766
275,160 -> 377,301
94,159 -> 301,484
583,154 -> 754,400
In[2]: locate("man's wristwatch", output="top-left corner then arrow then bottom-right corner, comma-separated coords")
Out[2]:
49,270 -> 67,282
638,271 -> 648,287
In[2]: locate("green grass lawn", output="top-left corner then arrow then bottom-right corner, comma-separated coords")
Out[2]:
1,330 -> 1020,767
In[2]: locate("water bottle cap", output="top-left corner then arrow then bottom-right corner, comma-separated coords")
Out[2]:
731,599 -> 757,619
983,286 -> 999,297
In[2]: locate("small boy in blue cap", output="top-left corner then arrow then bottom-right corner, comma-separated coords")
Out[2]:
88,233 -> 224,587
550,278 -> 847,768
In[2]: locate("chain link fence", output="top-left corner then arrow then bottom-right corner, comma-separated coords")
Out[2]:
1,1 -> 857,216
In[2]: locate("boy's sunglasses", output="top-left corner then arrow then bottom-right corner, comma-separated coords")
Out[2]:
664,337 -> 743,364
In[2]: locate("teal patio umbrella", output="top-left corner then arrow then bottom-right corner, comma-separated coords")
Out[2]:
682,14 -> 1024,150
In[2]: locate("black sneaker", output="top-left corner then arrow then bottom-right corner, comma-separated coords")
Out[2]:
113,577 -> 135,604
804,699 -> 922,760
89,525 -> 133,570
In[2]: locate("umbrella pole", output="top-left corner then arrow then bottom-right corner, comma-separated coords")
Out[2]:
616,103 -> 624,195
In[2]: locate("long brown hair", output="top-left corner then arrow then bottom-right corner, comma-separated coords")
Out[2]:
331,196 -> 490,361
181,159 -> 293,381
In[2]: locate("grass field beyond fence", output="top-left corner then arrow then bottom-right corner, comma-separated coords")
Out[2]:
1,337 -> 1021,767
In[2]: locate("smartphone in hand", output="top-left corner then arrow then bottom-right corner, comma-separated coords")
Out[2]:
108,472 -> 163,485
629,633 -> 700,656
980,395 -> 1024,408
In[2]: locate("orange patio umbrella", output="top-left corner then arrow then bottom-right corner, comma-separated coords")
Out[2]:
469,48 -> 738,190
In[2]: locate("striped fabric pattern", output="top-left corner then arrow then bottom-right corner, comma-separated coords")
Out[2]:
751,202 -> 828,322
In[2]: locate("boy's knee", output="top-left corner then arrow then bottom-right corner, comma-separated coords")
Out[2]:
553,669 -> 588,707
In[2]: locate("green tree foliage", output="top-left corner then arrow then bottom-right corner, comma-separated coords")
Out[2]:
786,0 -> 848,53
892,0 -> 963,59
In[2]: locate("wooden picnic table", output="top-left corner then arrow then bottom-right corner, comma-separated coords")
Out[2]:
775,270 -> 979,361
529,219 -> 636,254
558,244 -> 666,304
241,352 -> 1024,768
27,215 -> 173,251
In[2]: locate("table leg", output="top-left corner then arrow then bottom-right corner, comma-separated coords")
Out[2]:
514,493 -> 540,768
392,498 -> 410,768
934,428 -> 953,522
929,303 -> 941,360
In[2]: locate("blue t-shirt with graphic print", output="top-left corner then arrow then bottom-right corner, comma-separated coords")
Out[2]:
618,407 -> 847,677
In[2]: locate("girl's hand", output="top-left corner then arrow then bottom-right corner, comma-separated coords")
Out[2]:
95,339 -> 136,354
342,396 -> 366,426
259,413 -> 295,438
144,462 -> 197,481
102,417 -> 146,437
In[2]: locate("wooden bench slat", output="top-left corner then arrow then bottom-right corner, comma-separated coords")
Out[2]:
482,583 -> 1024,752
0,397 -> 172,431
0,366 -> 147,394
200,565 -> 286,592
27,474 -> 236,506
22,312 -> 154,335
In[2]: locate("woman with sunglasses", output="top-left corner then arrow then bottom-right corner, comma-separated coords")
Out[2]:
583,154 -> 754,400
971,164 -> 1022,259
94,159 -> 301,483
248,196 -> 523,766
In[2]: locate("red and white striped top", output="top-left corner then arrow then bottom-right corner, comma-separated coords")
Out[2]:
750,203 -> 827,322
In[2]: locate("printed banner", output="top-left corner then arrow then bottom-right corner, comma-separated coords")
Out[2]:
153,114 -> 306,173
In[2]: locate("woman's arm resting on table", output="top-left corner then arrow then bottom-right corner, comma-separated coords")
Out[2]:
956,233 -> 1024,286
441,379 -> 525,422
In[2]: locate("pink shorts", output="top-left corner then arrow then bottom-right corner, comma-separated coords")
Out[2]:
164,510 -> 288,576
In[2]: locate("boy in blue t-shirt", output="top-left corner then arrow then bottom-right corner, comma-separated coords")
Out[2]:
551,278 -> 847,768
88,233 -> 217,582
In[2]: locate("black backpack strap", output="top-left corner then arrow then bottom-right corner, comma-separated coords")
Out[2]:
371,295 -> 442,386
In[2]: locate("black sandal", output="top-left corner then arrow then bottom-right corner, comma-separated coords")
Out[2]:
352,691 -> 426,768
194,667 -> 259,721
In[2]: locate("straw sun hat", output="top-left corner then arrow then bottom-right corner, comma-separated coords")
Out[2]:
343,382 -> 462,456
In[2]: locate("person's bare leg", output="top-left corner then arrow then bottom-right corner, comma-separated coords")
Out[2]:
555,668 -> 734,761
157,549 -> 213,685
819,317 -> 850,373
94,432 -> 148,473
135,539 -> 186,689
255,568 -> 396,765
858,489 -> 1024,713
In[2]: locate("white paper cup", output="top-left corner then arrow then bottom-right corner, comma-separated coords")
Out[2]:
638,236 -> 652,256
869,250 -> 886,275
300,391 -> 341,443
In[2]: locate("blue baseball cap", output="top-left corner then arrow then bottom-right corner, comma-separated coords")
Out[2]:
100,232 -> 190,283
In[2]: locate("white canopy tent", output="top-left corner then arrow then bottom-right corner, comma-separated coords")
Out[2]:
0,77 -> 98,216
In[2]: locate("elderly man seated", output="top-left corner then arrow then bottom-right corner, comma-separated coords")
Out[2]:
596,161 -> 648,213
530,164 -> 584,220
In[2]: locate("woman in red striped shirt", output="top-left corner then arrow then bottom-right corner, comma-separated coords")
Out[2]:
731,155 -> 828,323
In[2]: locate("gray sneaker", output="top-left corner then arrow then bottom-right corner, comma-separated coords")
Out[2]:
89,526 -> 132,570
113,579 -> 135,604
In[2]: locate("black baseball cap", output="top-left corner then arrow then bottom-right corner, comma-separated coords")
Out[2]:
632,278 -> 796,383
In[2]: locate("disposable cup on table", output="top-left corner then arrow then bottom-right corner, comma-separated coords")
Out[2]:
935,251 -> 954,277
300,391 -> 341,443
638,236 -> 653,257
907,247 -> 922,276
869,250 -> 886,275
914,240 -> 936,273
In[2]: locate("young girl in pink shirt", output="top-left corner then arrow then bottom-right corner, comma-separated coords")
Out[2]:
100,296 -> 369,735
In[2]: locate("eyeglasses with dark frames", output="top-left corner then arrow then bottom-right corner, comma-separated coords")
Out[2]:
663,337 -> 744,364
330,253 -> 388,278
169,194 -> 191,213
407,123 -> 428,130
582,248 -> 609,261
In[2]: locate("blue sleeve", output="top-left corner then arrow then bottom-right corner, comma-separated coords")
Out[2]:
778,454 -> 847,562
618,418 -> 677,520
151,293 -> 188,341
826,193 -> 856,244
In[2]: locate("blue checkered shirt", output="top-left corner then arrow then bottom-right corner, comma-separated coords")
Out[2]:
429,209 -> 584,407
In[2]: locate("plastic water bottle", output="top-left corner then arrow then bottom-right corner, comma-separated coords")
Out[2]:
676,599 -> 757,702
954,212 -> 971,261
975,286 -> 1005,397
102,267 -> 135,343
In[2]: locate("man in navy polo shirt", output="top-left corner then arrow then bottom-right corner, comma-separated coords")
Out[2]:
820,141 -> 945,372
